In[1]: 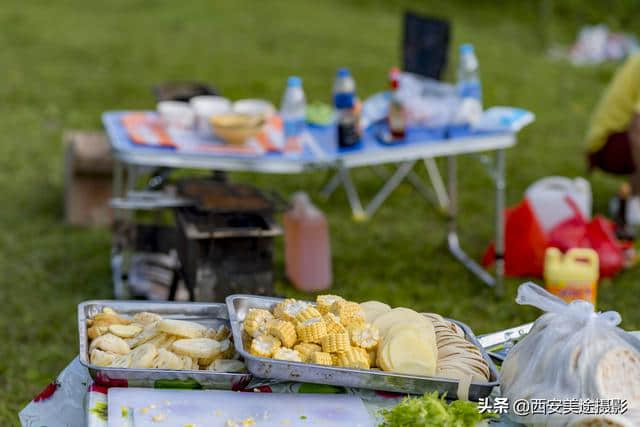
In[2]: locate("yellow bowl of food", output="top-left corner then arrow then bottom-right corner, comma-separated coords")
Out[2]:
209,113 -> 265,145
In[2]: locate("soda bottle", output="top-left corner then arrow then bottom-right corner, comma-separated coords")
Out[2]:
280,76 -> 306,140
387,67 -> 406,140
333,68 -> 360,148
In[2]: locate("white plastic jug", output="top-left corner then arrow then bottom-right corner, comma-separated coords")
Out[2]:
525,176 -> 592,233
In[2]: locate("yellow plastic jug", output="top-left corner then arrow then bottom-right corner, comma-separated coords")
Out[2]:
544,247 -> 599,305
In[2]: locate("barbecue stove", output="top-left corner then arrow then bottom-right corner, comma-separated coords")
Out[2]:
173,179 -> 282,302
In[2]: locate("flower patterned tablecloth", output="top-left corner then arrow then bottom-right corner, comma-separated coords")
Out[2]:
19,357 -> 518,427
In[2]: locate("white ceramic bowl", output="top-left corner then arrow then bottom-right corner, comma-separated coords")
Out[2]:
157,101 -> 195,129
233,99 -> 276,118
190,96 -> 232,136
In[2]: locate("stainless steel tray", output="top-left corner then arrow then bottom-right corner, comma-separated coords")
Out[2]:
226,295 -> 499,400
78,300 -> 252,389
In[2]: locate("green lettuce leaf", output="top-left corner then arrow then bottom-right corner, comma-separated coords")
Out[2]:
379,392 -> 497,427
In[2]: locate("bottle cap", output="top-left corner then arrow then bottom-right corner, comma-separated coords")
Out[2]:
287,76 -> 302,87
459,44 -> 474,55
336,67 -> 351,78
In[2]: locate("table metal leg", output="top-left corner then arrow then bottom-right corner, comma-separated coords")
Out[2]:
447,155 -> 497,287
364,160 -> 416,217
320,170 -> 342,199
111,159 -> 129,299
494,149 -> 506,295
424,158 -> 450,213
373,165 -> 433,205
338,164 -> 366,220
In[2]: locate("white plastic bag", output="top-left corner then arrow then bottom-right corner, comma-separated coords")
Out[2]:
501,282 -> 640,426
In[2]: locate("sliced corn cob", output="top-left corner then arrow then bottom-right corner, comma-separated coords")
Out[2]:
336,348 -> 370,369
273,348 -> 303,362
349,323 -> 380,350
267,319 -> 297,348
316,295 -> 345,314
368,349 -> 377,368
296,317 -> 327,344
273,298 -> 295,319
294,342 -> 321,362
250,335 -> 281,358
294,306 -> 322,324
331,352 -> 342,365
323,313 -> 346,334
243,308 -> 274,337
320,332 -> 351,353
273,299 -> 308,322
352,346 -> 369,361
241,330 -> 253,350
311,351 -> 333,366
332,301 -> 366,327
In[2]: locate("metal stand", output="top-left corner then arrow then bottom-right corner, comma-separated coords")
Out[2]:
321,150 -> 507,292
446,151 -> 505,294
321,159 -> 447,220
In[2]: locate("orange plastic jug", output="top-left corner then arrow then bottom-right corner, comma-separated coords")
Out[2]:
544,247 -> 599,305
284,192 -> 332,292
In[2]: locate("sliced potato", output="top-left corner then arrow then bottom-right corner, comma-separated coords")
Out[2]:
387,329 -> 437,376
109,324 -> 143,338
372,308 -> 433,338
360,301 -> 391,323
129,343 -> 157,369
90,349 -> 117,367
153,348 -> 183,370
133,312 -> 163,325
172,338 -> 221,359
158,319 -> 207,338
90,333 -> 130,355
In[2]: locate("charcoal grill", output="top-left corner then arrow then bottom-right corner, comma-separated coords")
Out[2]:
173,179 -> 283,302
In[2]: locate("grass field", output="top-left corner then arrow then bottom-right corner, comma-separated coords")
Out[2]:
1,1 -> 638,424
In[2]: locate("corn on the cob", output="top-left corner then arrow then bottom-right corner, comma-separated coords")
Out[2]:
267,319 -> 297,348
368,349 -> 377,368
331,352 -> 341,365
332,301 -> 365,327
273,299 -> 309,322
294,306 -> 322,324
250,335 -> 281,358
243,308 -> 273,337
316,295 -> 344,314
241,330 -> 253,350
349,323 -> 380,350
296,317 -> 327,344
273,348 -> 302,362
323,313 -> 346,334
311,351 -> 333,366
294,342 -> 321,362
352,346 -> 369,360
272,298 -> 294,319
336,348 -> 370,369
320,332 -> 351,353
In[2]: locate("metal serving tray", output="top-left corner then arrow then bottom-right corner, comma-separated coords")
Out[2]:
227,294 -> 499,400
78,300 -> 252,389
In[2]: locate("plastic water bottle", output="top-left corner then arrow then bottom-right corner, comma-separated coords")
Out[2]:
333,68 -> 360,148
455,44 -> 483,125
280,76 -> 306,140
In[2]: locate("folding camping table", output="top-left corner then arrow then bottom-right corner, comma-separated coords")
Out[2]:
104,111 -> 523,293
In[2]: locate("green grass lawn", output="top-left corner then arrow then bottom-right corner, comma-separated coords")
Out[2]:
1,1 -> 638,424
